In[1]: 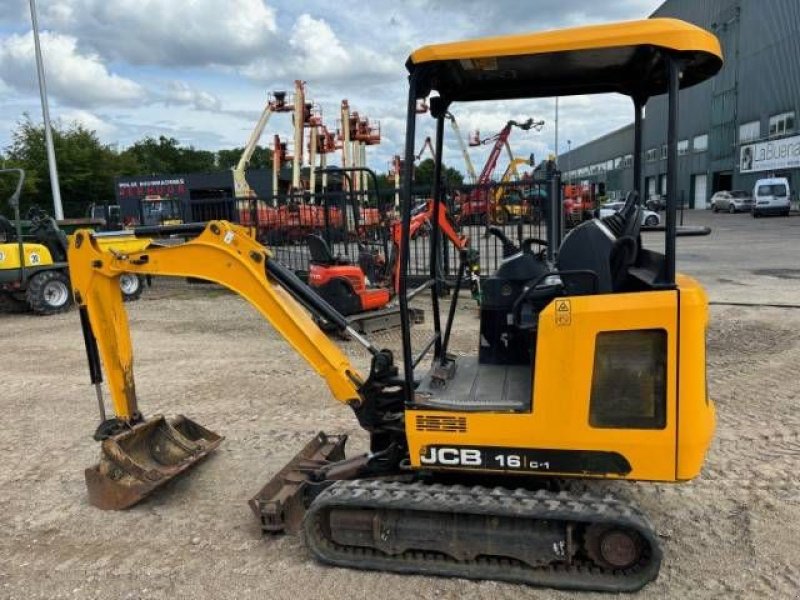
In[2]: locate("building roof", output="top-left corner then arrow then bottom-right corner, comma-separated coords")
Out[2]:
406,18 -> 722,102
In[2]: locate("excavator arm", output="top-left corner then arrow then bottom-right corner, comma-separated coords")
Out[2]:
69,221 -> 401,511
390,199 -> 473,294
70,221 -> 363,424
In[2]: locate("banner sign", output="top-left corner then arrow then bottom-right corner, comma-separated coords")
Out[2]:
117,178 -> 187,199
740,134 -> 800,174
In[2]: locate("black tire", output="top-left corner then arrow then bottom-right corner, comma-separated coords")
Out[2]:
784,209 -> 791,217
119,273 -> 144,302
644,215 -> 658,227
728,204 -> 736,214
26,269 -> 72,315
712,204 -> 718,213
752,211 -> 759,218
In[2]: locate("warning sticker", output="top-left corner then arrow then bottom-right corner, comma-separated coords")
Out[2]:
555,299 -> 571,326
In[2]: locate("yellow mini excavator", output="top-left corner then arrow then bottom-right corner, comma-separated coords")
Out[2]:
68,19 -> 722,593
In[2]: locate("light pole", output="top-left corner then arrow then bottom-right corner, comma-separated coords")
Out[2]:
554,97 -> 559,166
567,139 -> 572,184
29,0 -> 64,219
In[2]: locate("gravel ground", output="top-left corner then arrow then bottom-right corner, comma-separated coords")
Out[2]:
1,212 -> 799,599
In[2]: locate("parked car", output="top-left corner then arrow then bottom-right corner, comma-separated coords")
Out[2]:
752,177 -> 791,217
710,190 -> 753,213
646,194 -> 665,211
597,202 -> 661,226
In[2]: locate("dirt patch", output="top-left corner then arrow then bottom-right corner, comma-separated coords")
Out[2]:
0,283 -> 798,599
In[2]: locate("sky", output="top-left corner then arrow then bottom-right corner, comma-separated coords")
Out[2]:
0,0 -> 663,175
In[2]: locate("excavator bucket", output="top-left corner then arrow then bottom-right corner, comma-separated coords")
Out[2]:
85,415 -> 223,510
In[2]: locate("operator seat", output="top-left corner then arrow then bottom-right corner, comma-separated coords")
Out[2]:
479,227 -> 550,365
0,215 -> 15,242
556,191 -> 642,294
306,234 -> 349,266
33,215 -> 69,263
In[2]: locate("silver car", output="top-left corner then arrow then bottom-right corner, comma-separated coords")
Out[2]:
711,190 -> 753,213
597,202 -> 661,227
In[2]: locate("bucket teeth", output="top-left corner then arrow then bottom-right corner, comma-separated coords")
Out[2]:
85,415 -> 223,510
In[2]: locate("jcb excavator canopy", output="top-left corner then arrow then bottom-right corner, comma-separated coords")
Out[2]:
406,18 -> 722,101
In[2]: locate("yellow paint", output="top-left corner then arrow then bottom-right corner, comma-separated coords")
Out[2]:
93,236 -> 151,254
406,276 -> 714,484
0,242 -> 54,269
68,221 -> 362,422
409,18 -> 721,65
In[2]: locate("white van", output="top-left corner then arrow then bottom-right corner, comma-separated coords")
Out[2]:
752,177 -> 791,217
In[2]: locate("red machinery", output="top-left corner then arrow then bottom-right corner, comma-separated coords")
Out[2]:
307,235 -> 391,317
563,182 -> 602,225
388,198 -> 470,293
459,118 -> 543,224
306,194 -> 477,331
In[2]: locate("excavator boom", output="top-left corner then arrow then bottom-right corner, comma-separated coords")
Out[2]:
69,221 -> 369,509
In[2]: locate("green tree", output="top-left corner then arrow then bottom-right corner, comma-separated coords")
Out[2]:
121,136 -> 186,174
216,145 -> 272,170
180,147 -> 216,173
413,158 -> 464,189
0,116 -> 123,218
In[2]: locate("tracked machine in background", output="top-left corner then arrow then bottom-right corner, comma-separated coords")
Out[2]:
68,19 -> 722,593
306,166 -> 479,332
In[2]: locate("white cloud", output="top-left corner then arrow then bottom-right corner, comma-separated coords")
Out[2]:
161,81 -> 222,112
39,0 -> 277,66
0,31 -> 145,108
59,108 -> 117,139
0,0 -> 665,167
243,14 -> 395,84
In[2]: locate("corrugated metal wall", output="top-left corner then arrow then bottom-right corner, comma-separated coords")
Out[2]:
561,0 -> 800,205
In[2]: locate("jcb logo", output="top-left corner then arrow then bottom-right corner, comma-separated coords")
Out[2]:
420,446 -> 482,466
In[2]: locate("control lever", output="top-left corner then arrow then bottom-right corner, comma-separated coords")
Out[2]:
485,226 -> 519,258
521,237 -> 548,254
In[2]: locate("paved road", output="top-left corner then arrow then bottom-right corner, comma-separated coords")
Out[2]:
648,210 -> 800,304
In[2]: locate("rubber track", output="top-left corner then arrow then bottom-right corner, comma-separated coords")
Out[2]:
303,480 -> 662,593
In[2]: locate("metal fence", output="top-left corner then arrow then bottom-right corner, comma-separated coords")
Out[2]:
185,176 -> 559,282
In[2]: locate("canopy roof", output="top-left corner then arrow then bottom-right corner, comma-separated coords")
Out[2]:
406,18 -> 722,102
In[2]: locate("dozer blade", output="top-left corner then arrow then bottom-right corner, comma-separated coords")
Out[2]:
85,415 -> 223,510
249,431 -> 347,534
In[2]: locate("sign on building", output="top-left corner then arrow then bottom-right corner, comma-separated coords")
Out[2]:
117,177 -> 188,200
740,134 -> 800,174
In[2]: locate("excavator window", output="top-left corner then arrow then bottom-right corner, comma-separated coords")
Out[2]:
589,329 -> 667,429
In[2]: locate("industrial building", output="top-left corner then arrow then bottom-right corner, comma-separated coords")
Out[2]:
114,169 -> 273,225
560,0 -> 800,208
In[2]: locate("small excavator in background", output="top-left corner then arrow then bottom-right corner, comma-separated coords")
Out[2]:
306,166 -> 480,332
68,19 -> 721,593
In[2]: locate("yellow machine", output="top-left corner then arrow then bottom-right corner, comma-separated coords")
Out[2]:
0,170 -> 147,313
491,156 -> 533,223
68,19 -> 721,593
